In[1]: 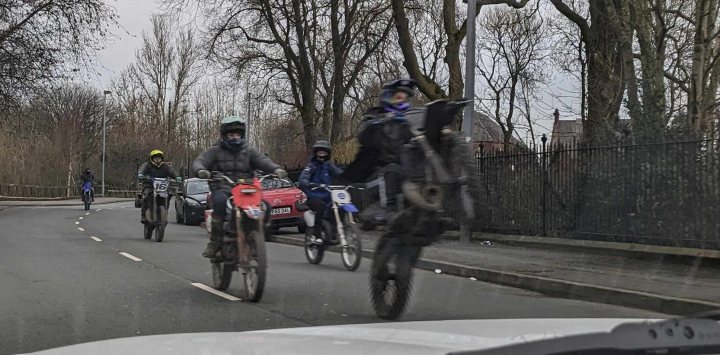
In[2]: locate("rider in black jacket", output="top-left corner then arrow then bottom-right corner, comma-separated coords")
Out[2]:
137,149 -> 180,224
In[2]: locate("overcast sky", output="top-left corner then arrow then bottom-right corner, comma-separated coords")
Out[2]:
85,0 -> 162,89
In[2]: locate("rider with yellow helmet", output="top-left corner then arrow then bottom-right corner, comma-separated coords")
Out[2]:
138,149 -> 181,224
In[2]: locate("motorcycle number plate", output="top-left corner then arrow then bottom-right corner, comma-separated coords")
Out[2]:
331,190 -> 351,204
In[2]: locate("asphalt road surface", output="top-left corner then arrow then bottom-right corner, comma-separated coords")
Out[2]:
0,201 -> 664,354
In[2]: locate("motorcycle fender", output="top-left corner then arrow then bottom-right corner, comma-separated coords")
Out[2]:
341,203 -> 359,213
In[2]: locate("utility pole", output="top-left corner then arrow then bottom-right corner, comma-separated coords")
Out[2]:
460,0 -> 477,244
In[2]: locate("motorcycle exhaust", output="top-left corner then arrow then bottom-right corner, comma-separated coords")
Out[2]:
401,181 -> 443,211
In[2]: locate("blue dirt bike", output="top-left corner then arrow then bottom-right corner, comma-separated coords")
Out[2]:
81,181 -> 93,211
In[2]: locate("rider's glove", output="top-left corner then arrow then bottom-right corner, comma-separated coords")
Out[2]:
137,174 -> 144,179
274,168 -> 288,179
197,170 -> 211,179
176,176 -> 182,182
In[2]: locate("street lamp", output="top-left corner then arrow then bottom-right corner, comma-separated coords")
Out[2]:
101,89 -> 111,197
461,0 -> 478,244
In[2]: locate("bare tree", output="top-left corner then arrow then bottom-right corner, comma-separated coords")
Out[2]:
476,5 -> 549,145
0,0 -> 116,107
390,0 -> 530,103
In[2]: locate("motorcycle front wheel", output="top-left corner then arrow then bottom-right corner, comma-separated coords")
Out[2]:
242,229 -> 267,302
370,235 -> 414,320
341,214 -> 362,271
154,205 -> 167,242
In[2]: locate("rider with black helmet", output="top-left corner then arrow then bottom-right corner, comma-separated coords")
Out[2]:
299,140 -> 344,243
341,78 -> 417,220
193,115 -> 288,258
79,168 -> 95,201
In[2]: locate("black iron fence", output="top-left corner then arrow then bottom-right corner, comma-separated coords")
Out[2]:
476,139 -> 720,249
289,139 -> 720,249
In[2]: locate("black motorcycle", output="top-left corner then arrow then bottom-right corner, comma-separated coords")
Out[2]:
369,99 -> 477,320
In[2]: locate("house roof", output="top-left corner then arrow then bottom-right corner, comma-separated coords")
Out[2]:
473,112 -> 524,146
550,118 -> 632,147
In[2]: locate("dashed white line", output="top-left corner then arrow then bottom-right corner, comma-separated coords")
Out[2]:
119,252 -> 142,262
77,227 -> 85,232
85,212 -> 90,215
191,283 -> 241,301
95,209 -> 102,212
74,221 -> 80,225
79,217 -> 84,220
90,236 -> 102,242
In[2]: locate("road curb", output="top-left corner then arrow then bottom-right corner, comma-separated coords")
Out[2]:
270,235 -> 719,315
443,232 -> 720,261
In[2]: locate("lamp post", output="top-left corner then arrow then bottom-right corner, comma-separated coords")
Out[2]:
101,90 -> 111,197
460,0 -> 478,244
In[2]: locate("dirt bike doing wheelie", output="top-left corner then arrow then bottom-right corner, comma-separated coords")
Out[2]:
369,99 -> 477,320
81,181 -> 93,211
302,185 -> 363,271
143,177 -> 172,242
207,172 -> 268,302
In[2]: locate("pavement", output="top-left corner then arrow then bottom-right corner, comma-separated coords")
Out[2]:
271,230 -> 720,316
0,201 -> 663,354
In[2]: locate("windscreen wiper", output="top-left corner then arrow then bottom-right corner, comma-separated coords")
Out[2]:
449,311 -> 720,355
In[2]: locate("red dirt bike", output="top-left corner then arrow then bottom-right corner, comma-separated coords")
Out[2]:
207,172 -> 269,302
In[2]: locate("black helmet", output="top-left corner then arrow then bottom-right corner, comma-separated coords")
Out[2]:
312,140 -> 332,160
381,78 -> 416,98
219,115 -> 247,149
84,168 -> 91,174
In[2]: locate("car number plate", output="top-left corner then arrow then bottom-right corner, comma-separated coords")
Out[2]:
271,207 -> 291,215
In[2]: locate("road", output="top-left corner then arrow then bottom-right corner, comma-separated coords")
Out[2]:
0,202 -> 663,354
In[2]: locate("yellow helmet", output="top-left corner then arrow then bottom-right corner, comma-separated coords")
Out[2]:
149,149 -> 164,166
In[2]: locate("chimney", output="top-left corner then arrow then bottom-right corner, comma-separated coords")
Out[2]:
553,108 -> 560,124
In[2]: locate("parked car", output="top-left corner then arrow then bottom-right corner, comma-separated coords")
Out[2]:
260,176 -> 307,234
174,178 -> 210,225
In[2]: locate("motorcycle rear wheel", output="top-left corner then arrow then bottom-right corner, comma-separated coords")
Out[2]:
211,260 -> 233,291
370,235 -> 414,320
304,229 -> 325,265
144,224 -> 153,239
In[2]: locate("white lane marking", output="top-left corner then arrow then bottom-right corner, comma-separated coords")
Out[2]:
74,221 -> 80,225
191,283 -> 241,301
119,252 -> 142,262
85,212 -> 90,215
96,209 -> 102,212
77,227 -> 85,232
90,236 -> 102,242
79,217 -> 84,220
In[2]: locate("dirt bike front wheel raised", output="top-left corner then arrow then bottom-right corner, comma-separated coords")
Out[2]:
242,230 -> 267,302
369,236 -> 414,320
341,214 -> 362,271
304,229 -> 325,265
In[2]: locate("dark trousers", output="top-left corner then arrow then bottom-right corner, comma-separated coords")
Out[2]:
307,198 -> 329,237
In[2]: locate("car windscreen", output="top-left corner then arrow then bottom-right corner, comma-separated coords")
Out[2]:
186,181 -> 210,195
261,178 -> 295,189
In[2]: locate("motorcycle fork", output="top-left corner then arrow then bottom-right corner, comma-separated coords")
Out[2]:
235,209 -> 251,265
332,203 -> 348,247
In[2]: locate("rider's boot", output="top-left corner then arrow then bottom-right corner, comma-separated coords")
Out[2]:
202,217 -> 224,258
140,208 -> 148,224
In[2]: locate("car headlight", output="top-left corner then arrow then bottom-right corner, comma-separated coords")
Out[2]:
186,199 -> 200,206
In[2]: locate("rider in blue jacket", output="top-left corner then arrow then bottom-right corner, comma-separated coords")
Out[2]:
299,140 -> 343,243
